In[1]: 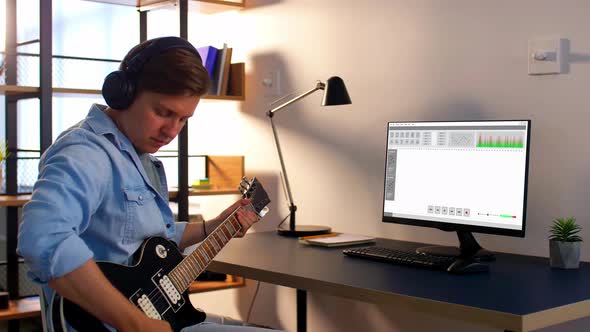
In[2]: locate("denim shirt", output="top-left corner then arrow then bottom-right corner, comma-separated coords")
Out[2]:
17,104 -> 187,324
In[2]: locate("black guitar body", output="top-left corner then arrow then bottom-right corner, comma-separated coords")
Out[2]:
54,237 -> 206,332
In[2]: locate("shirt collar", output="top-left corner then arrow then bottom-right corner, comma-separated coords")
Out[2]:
85,104 -> 165,194
85,104 -> 135,154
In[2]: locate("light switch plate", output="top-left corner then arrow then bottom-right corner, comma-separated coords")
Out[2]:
528,37 -> 566,75
262,69 -> 281,96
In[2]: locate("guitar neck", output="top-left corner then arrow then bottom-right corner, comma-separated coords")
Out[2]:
168,205 -> 248,293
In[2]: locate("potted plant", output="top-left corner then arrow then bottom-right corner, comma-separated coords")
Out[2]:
549,217 -> 583,269
0,140 -> 9,189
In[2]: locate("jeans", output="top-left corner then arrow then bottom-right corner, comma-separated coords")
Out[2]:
180,314 -> 281,332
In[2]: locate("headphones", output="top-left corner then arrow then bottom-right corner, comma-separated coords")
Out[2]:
102,36 -> 201,110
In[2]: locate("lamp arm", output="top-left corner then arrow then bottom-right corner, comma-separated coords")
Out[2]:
267,81 -> 325,116
269,115 -> 295,208
266,80 -> 326,232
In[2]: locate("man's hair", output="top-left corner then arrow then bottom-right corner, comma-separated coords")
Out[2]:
120,39 -> 210,97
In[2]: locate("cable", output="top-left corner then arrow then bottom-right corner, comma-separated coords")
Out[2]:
245,280 -> 261,324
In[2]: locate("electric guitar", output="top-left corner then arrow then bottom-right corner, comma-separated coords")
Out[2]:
50,177 -> 271,332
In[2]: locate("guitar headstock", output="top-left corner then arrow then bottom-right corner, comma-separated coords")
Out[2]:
239,177 -> 271,218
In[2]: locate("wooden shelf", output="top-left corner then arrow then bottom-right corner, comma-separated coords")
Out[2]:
0,85 -> 38,96
189,275 -> 245,294
83,0 -> 244,11
0,297 -> 40,321
0,188 -> 239,205
0,85 -> 101,97
52,87 -> 102,95
169,188 -> 239,199
191,0 -> 244,8
0,195 -> 32,207
202,94 -> 245,101
0,85 -> 244,100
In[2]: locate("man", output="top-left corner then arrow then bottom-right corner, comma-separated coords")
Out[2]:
18,37 -> 274,332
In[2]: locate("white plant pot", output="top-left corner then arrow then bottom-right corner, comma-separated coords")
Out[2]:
549,240 -> 581,269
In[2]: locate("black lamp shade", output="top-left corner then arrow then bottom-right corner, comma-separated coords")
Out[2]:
322,76 -> 352,106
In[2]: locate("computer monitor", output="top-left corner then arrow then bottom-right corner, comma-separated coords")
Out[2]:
382,120 -> 531,260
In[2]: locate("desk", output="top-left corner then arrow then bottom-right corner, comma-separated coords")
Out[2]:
208,232 -> 590,332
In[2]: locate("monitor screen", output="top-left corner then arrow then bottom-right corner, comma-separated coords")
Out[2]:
382,120 -> 530,238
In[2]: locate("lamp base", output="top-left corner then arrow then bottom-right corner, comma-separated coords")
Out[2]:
277,225 -> 332,237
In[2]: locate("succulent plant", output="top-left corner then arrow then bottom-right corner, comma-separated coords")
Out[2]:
549,217 -> 583,242
0,141 -> 9,162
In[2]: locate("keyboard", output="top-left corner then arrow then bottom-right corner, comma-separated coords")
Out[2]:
343,246 -> 455,270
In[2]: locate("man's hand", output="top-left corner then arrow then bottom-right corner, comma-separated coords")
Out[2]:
216,199 -> 259,237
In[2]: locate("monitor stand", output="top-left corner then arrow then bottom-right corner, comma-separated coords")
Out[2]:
415,231 -> 495,262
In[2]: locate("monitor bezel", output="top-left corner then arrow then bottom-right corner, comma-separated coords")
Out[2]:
381,119 -> 531,238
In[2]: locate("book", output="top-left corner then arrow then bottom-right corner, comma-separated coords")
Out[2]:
210,43 -> 227,95
299,233 -> 376,247
196,46 -> 218,81
219,47 -> 233,95
192,184 -> 211,189
213,44 -> 232,95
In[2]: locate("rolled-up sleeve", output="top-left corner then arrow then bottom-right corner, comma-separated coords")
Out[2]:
17,133 -> 109,283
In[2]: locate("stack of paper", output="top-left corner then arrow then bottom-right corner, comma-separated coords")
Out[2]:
299,233 -> 376,247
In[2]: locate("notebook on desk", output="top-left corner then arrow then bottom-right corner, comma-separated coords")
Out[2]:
299,233 -> 376,247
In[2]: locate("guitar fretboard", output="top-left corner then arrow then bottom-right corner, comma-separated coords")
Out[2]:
168,208 -> 245,293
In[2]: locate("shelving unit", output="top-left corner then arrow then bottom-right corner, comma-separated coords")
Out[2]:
1,0 -> 247,196
1,0 -> 247,330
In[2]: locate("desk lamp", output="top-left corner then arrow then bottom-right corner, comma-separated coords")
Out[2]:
267,76 -> 352,237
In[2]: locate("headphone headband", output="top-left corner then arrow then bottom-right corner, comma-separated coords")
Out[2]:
125,36 -> 199,74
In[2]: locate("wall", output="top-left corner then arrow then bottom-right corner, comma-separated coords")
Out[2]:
186,0 -> 590,331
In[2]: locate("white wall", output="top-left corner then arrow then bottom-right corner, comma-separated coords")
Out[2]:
186,0 -> 590,331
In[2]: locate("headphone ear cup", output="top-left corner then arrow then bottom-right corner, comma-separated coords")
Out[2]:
102,70 -> 136,110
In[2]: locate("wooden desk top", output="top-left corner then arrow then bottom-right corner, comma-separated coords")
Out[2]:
208,232 -> 590,332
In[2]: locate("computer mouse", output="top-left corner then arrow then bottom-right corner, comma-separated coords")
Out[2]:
447,258 -> 489,274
